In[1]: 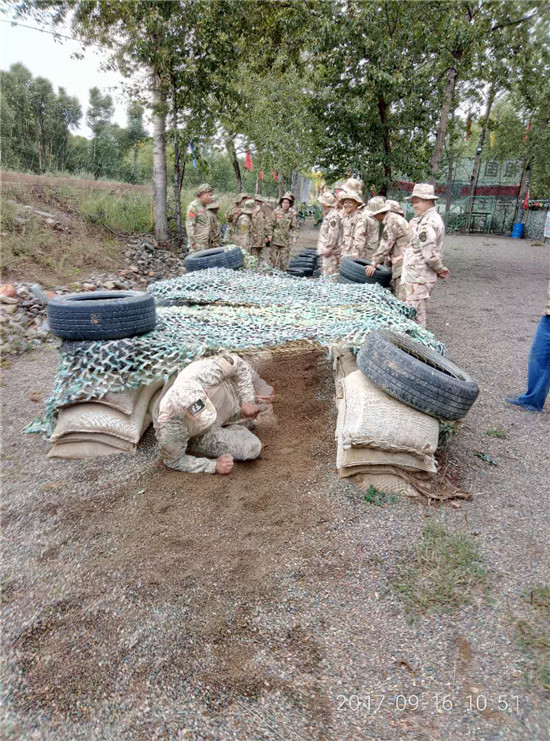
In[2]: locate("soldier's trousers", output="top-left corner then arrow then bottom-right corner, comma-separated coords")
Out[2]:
250,247 -> 264,263
268,244 -> 290,271
188,241 -> 210,254
391,276 -> 406,301
321,255 -> 339,277
159,419 -> 262,472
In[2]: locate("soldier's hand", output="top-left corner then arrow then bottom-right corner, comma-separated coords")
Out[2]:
216,454 -> 234,475
256,392 -> 274,404
240,402 -> 260,419
438,267 -> 450,279
365,264 -> 377,277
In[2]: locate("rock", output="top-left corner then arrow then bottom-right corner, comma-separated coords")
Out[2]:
149,271 -> 156,277
0,284 -> 17,299
45,290 -> 57,299
130,265 -> 140,273
29,283 -> 48,305
2,304 -> 18,315
1,296 -> 19,305
103,281 -> 116,290
29,390 -> 43,403
82,283 -> 96,291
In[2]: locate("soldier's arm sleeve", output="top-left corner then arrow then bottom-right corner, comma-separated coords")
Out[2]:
157,418 -> 217,474
371,223 -> 395,265
231,356 -> 256,404
419,225 -> 444,272
185,205 -> 196,246
290,212 -> 298,244
267,212 -> 275,241
352,213 -> 367,256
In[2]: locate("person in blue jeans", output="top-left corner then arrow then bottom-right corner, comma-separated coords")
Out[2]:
506,282 -> 550,412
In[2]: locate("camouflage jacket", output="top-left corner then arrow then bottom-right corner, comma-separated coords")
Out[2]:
317,208 -> 341,257
155,354 -> 255,474
363,212 -> 382,261
250,208 -> 267,251
208,212 -> 222,248
268,207 -> 297,248
340,209 -> 366,259
185,198 -> 210,249
371,212 -> 411,279
234,213 -> 252,251
402,207 -> 445,287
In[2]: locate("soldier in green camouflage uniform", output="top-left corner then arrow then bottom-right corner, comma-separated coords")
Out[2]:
206,196 -> 222,249
266,193 -> 297,270
250,198 -> 267,262
224,193 -> 249,244
185,183 -> 214,253
233,198 -> 257,252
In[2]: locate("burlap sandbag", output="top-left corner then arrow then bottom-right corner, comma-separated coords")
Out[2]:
50,379 -> 163,444
60,385 -> 143,416
48,440 -> 136,459
341,369 -> 439,462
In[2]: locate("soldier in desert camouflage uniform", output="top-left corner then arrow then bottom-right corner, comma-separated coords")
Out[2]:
365,198 -> 411,299
339,189 -> 367,260
401,183 -> 450,326
316,191 -> 341,277
232,198 -> 256,252
154,354 -> 273,475
266,192 -> 298,270
386,199 -> 405,217
206,196 -> 222,249
185,183 -> 214,253
362,197 -> 383,262
250,197 -> 267,261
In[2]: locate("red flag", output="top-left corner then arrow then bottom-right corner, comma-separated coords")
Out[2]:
273,169 -> 278,182
259,170 -> 264,181
523,188 -> 530,209
244,151 -> 253,171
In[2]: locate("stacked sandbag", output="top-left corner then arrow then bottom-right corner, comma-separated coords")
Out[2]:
48,380 -> 166,459
333,347 -> 440,497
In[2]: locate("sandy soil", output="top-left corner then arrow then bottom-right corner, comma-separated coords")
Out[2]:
1,230 -> 549,740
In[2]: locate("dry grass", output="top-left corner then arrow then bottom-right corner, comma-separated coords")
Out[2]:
516,586 -> 550,690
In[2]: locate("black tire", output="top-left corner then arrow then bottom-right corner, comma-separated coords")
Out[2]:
337,275 -> 356,284
185,249 -> 227,271
223,247 -> 244,269
339,256 -> 392,287
47,291 -> 156,341
289,260 -> 315,271
286,269 -> 307,277
312,268 -> 321,278
356,330 -> 479,421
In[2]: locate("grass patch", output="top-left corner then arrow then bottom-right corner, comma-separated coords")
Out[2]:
394,520 -> 488,613
437,420 -> 461,454
363,484 -> 398,506
516,586 -> 550,690
485,426 -> 507,439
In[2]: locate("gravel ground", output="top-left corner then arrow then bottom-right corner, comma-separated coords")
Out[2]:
1,231 -> 549,740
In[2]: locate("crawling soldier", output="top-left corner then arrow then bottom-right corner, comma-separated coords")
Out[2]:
154,354 -> 273,475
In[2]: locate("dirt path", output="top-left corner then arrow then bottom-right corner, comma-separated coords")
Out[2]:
1,233 -> 549,740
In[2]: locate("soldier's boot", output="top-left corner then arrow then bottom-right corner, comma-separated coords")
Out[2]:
188,423 -> 262,461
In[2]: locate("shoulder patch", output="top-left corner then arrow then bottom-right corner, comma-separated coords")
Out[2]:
188,211 -> 196,219
419,231 -> 427,242
188,399 -> 206,415
330,219 -> 337,228
221,354 -> 235,365
383,230 -> 389,240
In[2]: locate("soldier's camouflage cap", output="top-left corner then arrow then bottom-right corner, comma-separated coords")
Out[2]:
318,192 -> 337,207
195,183 -> 214,197
367,196 -> 390,216
339,188 -> 363,205
240,198 -> 257,214
279,190 -> 295,205
254,194 -> 265,202
343,177 -> 363,194
405,183 -> 439,200
386,199 -> 404,215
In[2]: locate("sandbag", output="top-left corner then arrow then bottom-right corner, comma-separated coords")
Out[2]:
340,369 -> 439,461
48,440 -> 136,459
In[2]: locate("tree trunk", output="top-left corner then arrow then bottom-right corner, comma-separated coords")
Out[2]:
430,63 -> 460,181
133,145 -> 138,177
171,80 -> 184,245
226,135 -> 243,192
377,95 -> 391,195
468,86 -> 496,201
445,155 -> 454,213
151,71 -> 169,241
514,158 -> 531,223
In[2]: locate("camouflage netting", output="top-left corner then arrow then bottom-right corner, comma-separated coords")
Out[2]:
27,268 -> 445,437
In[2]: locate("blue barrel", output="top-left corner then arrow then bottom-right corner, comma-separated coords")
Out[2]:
511,222 -> 525,239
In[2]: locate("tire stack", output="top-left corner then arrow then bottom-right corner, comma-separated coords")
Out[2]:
184,247 -> 244,273
286,249 -> 321,278
338,256 -> 392,288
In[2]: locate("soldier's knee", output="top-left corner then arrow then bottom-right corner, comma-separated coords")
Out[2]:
247,436 -> 262,459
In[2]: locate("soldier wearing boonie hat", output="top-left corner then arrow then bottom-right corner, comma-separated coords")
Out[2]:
186,183 -> 215,252
206,196 -> 222,248
266,192 -> 298,270
339,189 -> 368,260
401,183 -> 449,327
365,197 -> 410,299
317,191 -> 341,277
232,198 -> 257,252
386,199 -> 405,216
